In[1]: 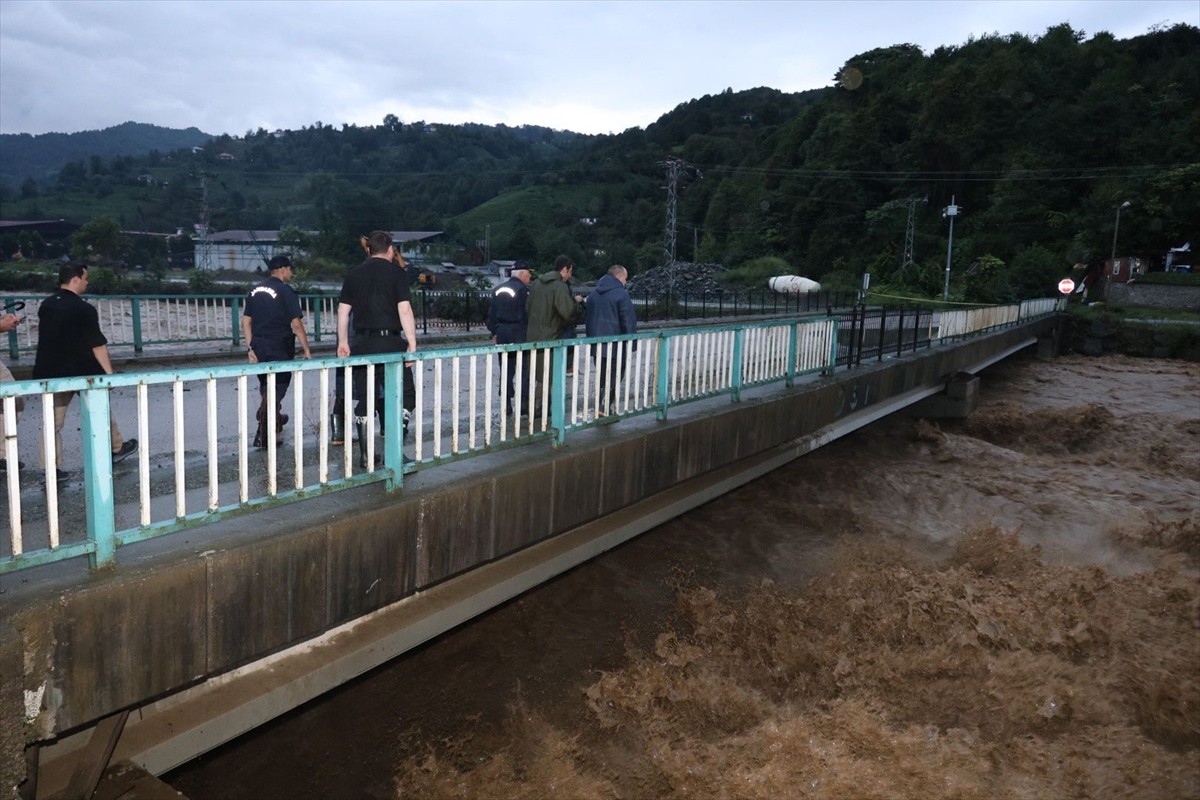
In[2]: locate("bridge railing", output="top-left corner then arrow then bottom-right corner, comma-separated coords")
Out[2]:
1,316 -> 840,574
2,298 -> 1062,574
1,293 -> 346,358
2,288 -> 856,360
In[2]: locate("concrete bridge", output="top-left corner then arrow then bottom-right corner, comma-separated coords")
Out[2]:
1,303 -> 1063,798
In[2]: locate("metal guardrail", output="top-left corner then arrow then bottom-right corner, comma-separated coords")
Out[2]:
0,298 -> 1063,574
1,316 -> 838,574
2,288 -> 854,359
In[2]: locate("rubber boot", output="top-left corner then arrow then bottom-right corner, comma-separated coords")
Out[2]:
356,419 -> 369,469
253,402 -> 267,449
330,412 -> 344,446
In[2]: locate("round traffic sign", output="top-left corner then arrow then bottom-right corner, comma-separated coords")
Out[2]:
1058,278 -> 1076,295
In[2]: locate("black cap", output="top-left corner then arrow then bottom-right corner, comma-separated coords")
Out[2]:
268,254 -> 294,270
512,259 -> 531,271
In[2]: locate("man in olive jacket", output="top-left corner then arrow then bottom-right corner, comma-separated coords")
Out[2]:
526,255 -> 581,341
525,255 -> 583,416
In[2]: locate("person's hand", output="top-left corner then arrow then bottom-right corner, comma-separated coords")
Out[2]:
247,349 -> 258,364
0,313 -> 22,333
337,343 -> 350,357
302,349 -> 312,359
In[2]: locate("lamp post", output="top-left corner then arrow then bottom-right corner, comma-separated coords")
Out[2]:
942,196 -> 960,301
1110,200 -> 1131,266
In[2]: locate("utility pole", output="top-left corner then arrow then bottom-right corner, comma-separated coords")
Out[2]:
942,196 -> 960,301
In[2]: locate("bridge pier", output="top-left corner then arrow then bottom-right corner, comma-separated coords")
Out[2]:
909,372 -> 980,419
1037,330 -> 1062,360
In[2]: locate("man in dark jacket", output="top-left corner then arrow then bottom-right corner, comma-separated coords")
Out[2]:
33,262 -> 137,475
584,265 -> 637,414
525,255 -> 583,417
241,254 -> 312,448
486,259 -> 532,416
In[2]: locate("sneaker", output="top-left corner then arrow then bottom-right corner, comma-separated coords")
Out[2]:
278,413 -> 289,430
253,430 -> 266,449
0,458 -> 24,472
111,439 -> 138,463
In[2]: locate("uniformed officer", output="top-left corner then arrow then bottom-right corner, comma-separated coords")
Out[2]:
486,259 -> 532,416
242,254 -> 312,448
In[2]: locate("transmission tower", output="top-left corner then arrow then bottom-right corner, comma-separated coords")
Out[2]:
657,157 -> 700,292
192,171 -> 215,271
900,196 -> 927,271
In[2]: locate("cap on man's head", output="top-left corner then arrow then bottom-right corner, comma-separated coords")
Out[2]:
512,259 -> 531,271
268,254 -> 294,270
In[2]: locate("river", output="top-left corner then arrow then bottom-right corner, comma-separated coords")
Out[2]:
168,352 -> 1200,800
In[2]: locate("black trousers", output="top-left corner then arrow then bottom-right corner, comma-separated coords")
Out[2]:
592,343 -> 626,410
252,337 -> 296,412
348,334 -> 416,423
497,347 -> 530,415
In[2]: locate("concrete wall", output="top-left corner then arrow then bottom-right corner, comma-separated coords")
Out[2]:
1106,281 -> 1200,312
2,318 -> 1059,765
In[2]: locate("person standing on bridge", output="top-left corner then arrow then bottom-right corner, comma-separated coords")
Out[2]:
337,231 -> 418,468
486,258 -> 532,417
242,254 -> 312,449
584,264 -> 637,415
0,310 -> 25,471
33,262 -> 137,478
526,255 -> 583,417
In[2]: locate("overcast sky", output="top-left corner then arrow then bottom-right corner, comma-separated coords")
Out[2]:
1,0 -> 1196,137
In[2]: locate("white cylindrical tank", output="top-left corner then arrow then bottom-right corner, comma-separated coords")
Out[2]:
768,275 -> 821,293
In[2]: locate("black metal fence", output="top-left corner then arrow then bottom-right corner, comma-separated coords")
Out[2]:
409,286 -> 859,334
833,304 -> 936,368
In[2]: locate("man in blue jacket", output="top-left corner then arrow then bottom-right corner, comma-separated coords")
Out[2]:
584,265 -> 637,415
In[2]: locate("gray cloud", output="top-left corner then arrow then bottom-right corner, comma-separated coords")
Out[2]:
1,0 -> 1195,136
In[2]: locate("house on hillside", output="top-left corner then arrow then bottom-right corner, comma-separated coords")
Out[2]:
1106,256 -> 1145,284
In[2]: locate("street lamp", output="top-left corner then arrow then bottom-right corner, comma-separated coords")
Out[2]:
942,196 -> 960,301
1110,200 -> 1131,265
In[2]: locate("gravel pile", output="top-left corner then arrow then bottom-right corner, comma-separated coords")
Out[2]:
626,262 -> 729,295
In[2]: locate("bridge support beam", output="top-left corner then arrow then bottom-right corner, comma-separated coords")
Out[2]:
1037,332 -> 1061,360
909,372 -> 979,419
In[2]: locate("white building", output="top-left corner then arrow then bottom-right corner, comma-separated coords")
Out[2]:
193,230 -> 444,271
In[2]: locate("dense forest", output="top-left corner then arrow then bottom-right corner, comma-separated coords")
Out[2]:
1,22 -> 1196,302
0,121 -> 212,190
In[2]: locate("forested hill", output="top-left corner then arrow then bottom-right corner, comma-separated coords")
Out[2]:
2,22 -> 1197,304
0,121 -> 212,189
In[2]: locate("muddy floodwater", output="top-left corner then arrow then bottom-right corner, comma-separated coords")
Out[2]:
169,353 -> 1200,800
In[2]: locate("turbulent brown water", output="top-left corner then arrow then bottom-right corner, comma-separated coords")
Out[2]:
169,354 -> 1200,800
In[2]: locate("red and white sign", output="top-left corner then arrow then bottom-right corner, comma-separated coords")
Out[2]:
1058,278 -> 1076,295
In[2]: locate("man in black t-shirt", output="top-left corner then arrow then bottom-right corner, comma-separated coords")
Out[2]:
33,262 -> 138,476
337,231 -> 418,467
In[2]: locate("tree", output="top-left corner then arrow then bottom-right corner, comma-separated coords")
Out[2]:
71,217 -> 130,262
